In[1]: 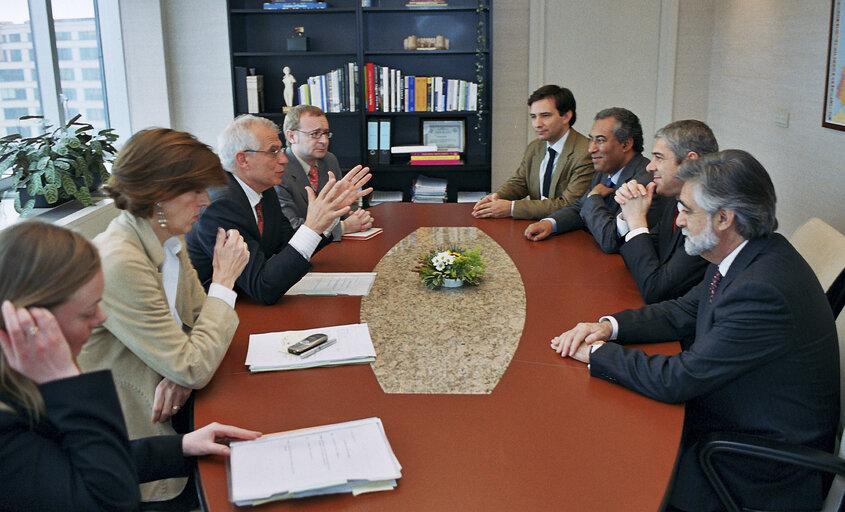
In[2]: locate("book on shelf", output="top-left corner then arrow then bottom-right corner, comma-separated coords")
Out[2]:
263,2 -> 329,9
410,150 -> 461,165
390,145 -> 437,153
367,120 -> 379,165
378,119 -> 391,165
296,62 -> 358,113
364,63 -> 478,113
370,190 -> 404,205
227,417 -> 401,506
342,227 -> 383,240
246,75 -> 264,113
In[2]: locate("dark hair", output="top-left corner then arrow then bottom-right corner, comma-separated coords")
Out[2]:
106,128 -> 228,218
594,107 -> 643,154
527,85 -> 577,127
678,149 -> 778,239
0,222 -> 101,423
655,120 -> 719,164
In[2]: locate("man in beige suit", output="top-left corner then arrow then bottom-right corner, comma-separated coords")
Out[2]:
472,84 -> 594,219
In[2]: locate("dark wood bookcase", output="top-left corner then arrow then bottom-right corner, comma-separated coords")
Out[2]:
227,0 -> 491,202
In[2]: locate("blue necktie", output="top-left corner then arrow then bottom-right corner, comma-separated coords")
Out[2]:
604,176 -> 615,207
542,147 -> 556,198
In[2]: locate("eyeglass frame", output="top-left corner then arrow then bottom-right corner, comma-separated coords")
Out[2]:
242,147 -> 285,157
294,129 -> 333,140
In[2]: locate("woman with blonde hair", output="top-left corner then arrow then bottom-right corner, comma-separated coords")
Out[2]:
0,221 -> 259,512
76,128 -> 250,505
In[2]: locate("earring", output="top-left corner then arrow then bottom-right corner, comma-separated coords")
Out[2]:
155,202 -> 168,228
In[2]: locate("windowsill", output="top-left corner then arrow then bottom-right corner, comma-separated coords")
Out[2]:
0,195 -> 118,240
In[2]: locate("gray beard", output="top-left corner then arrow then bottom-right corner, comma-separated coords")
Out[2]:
683,221 -> 719,256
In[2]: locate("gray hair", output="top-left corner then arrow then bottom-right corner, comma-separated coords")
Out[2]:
677,149 -> 778,239
655,120 -> 719,164
594,107 -> 643,154
217,114 -> 280,172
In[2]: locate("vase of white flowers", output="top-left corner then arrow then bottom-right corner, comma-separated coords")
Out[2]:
413,247 -> 485,290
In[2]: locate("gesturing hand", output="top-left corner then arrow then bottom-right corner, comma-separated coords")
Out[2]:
0,301 -> 79,385
211,228 -> 250,289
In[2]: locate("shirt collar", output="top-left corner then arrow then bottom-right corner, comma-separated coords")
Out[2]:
718,239 -> 749,276
546,129 -> 569,154
231,172 -> 262,208
608,167 -> 625,187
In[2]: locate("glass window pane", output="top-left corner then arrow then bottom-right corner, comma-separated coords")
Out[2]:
81,67 -> 99,80
1,88 -> 26,100
4,107 -> 29,120
55,31 -> 72,41
79,47 -> 98,60
8,49 -> 22,62
0,70 -> 25,82
57,47 -> 73,60
78,30 -> 96,40
0,3 -> 39,139
83,87 -> 101,100
60,68 -> 74,80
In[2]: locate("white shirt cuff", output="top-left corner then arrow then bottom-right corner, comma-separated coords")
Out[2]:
289,225 -> 321,260
624,226 -> 650,242
616,213 -> 630,237
324,218 -> 340,238
208,283 -> 237,309
542,217 -> 558,233
510,201 -> 515,216
598,315 -> 619,340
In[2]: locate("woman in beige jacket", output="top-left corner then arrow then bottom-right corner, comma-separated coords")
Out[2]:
77,128 -> 250,505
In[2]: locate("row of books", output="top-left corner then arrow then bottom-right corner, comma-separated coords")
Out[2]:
298,62 -> 359,113
365,62 -> 478,113
411,150 -> 460,166
263,1 -> 328,9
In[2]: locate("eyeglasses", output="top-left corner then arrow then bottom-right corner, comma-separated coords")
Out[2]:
243,148 -> 285,157
295,129 -> 333,140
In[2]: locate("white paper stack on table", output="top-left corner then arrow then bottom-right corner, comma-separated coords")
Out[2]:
285,272 -> 376,296
245,323 -> 376,372
228,417 -> 402,506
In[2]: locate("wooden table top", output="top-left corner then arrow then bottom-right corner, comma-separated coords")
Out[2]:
194,202 -> 684,511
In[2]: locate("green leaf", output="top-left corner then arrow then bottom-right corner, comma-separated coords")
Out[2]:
75,156 -> 88,175
16,197 -> 35,215
43,184 -> 59,204
45,167 -> 59,185
37,155 -> 50,170
90,140 -> 102,154
75,186 -> 91,206
65,136 -> 82,149
26,178 -> 40,196
82,171 -> 93,187
61,174 -> 78,195
54,159 -> 71,171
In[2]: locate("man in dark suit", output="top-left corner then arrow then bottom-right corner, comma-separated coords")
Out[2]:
472,85 -> 594,220
186,114 -> 371,305
551,150 -> 839,512
276,105 -> 373,241
613,120 -> 717,303
524,107 -> 664,253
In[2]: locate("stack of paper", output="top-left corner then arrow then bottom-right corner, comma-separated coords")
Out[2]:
342,227 -> 383,240
370,190 -> 403,205
228,417 -> 402,506
285,272 -> 376,296
411,174 -> 447,203
458,191 -> 489,203
245,323 -> 376,372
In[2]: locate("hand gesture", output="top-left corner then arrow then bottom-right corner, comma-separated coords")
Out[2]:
616,181 -> 655,230
342,208 -> 374,233
0,301 -> 79,385
335,165 -> 374,209
524,220 -> 554,241
550,321 -> 612,360
151,377 -> 193,423
182,422 -> 262,457
303,171 -> 354,234
211,228 -> 250,289
588,182 -> 615,198
471,193 -> 512,218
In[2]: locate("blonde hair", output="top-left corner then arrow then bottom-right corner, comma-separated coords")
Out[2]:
0,222 -> 101,424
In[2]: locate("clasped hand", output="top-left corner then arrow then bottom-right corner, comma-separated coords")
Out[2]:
615,180 -> 655,230
550,321 -> 612,363
211,228 -> 250,290
472,193 -> 512,218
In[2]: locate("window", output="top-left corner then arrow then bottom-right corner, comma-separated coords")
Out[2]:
0,70 -> 25,82
1,89 -> 26,100
79,47 -> 99,60
57,47 -> 73,60
83,88 -> 102,101
9,34 -> 21,43
8,50 -> 22,62
55,31 -> 72,41
60,68 -> 74,80
28,50 -> 34,61
63,88 -> 77,100
81,68 -> 99,80
6,126 -> 32,137
78,30 -> 97,40
4,108 -> 29,120
86,108 -> 104,120
66,107 -> 80,118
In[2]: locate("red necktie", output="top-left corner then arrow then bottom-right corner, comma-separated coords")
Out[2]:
708,270 -> 723,303
308,165 -> 319,191
672,208 -> 679,233
255,202 -> 264,236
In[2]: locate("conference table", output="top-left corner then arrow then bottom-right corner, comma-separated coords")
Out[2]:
194,202 -> 684,511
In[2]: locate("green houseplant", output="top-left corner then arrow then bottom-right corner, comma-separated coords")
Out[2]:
0,114 -> 118,214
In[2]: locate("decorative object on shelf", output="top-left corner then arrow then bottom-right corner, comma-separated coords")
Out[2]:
421,118 -> 465,152
403,35 -> 449,51
287,26 -> 310,51
406,0 -> 447,7
246,74 -> 265,113
413,247 -> 485,289
361,0 -> 371,6
0,114 -> 118,215
263,1 -> 329,10
282,66 -> 297,112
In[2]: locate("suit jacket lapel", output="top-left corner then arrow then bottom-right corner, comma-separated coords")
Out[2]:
658,198 -> 679,264
549,129 -> 576,193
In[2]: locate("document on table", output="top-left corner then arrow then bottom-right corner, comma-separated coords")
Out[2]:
227,417 -> 402,506
285,272 -> 376,296
245,323 -> 376,372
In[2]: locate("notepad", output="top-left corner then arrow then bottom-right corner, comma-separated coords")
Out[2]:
245,323 -> 377,372
228,417 -> 402,506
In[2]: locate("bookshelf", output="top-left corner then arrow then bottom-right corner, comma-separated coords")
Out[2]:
227,0 -> 492,202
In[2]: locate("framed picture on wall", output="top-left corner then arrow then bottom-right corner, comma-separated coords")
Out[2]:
421,119 -> 465,153
823,0 -> 845,131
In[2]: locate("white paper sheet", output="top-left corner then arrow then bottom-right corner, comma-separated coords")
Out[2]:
285,272 -> 376,296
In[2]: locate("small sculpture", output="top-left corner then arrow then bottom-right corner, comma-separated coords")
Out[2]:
282,66 -> 296,109
403,35 -> 449,51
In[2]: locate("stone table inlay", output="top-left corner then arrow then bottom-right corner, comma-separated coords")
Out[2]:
360,227 -> 526,394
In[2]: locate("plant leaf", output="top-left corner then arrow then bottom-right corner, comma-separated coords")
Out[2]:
75,186 -> 91,206
43,184 -> 59,204
61,174 -> 78,195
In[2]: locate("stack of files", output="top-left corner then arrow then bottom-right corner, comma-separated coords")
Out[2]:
458,191 -> 489,203
411,150 -> 461,166
297,62 -> 358,113
263,1 -> 329,9
228,417 -> 402,505
411,174 -> 447,203
370,190 -> 403,205
245,323 -> 376,372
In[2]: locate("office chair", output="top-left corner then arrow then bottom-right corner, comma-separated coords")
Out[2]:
699,313 -> 845,512
790,217 -> 845,316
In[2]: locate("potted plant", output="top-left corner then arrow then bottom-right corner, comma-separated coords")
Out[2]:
413,247 -> 486,289
0,114 -> 118,214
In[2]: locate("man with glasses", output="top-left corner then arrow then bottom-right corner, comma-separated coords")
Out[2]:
277,105 -> 373,241
186,114 -> 372,305
524,107 -> 664,254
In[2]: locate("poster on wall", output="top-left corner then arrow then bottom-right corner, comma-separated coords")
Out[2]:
824,0 -> 845,131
